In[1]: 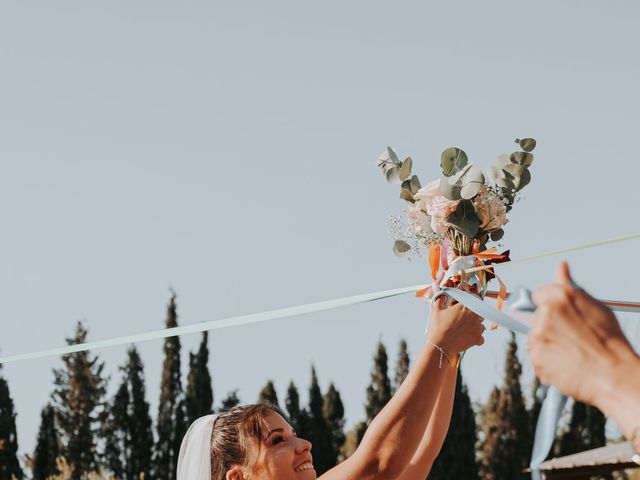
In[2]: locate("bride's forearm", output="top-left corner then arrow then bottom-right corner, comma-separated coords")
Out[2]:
397,364 -> 458,480
353,343 -> 454,478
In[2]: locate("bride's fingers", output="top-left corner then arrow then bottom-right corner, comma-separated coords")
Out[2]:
433,296 -> 447,310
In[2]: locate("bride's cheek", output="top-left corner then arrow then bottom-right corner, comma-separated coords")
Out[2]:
272,447 -> 292,466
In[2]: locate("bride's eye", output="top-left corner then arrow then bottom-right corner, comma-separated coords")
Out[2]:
272,435 -> 285,445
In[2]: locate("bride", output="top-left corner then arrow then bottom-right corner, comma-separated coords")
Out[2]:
177,297 -> 485,480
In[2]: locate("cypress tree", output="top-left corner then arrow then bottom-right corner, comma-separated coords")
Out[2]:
105,347 -> 153,480
32,404 -> 61,480
258,380 -> 280,408
185,331 -> 213,427
306,366 -> 333,474
323,383 -> 345,465
480,333 -> 530,480
0,367 -> 23,479
480,387 -> 502,479
429,370 -> 479,480
51,321 -> 108,479
104,378 -> 129,479
218,390 -> 240,413
153,293 -> 187,480
285,381 -> 301,431
393,339 -> 410,393
556,400 -> 608,480
556,400 -> 607,455
285,381 -> 310,439
365,341 -> 392,423
127,347 -> 153,480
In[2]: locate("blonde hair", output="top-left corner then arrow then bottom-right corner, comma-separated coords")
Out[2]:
210,404 -> 289,480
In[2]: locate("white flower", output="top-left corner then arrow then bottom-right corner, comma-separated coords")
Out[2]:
406,205 -> 433,237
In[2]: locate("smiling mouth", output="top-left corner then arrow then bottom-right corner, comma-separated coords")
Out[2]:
294,462 -> 315,473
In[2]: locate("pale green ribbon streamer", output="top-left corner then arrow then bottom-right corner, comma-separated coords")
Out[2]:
0,285 -> 419,365
1,232 -> 638,365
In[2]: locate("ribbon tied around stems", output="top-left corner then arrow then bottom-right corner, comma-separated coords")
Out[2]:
416,245 -> 510,314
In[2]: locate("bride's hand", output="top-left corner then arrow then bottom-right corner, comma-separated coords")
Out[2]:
426,296 -> 485,357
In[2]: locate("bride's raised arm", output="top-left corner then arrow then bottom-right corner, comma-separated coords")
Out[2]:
396,362 -> 458,480
318,298 -> 484,480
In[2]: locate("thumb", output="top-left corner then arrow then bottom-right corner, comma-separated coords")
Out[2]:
554,261 -> 572,285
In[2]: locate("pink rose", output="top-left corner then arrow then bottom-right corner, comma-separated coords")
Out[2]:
414,180 -> 459,234
472,187 -> 508,231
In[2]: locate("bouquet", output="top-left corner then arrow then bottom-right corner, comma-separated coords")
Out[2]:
377,138 -> 537,308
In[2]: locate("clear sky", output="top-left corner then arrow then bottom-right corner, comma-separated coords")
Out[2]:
1,1 -> 639,457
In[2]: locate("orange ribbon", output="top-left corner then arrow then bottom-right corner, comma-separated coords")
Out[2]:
429,244 -> 441,281
415,286 -> 431,298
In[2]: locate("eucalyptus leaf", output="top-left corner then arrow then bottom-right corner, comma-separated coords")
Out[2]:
439,177 -> 462,200
393,240 -> 411,256
400,179 -> 415,199
490,229 -> 504,241
503,164 -> 528,177
448,164 -> 484,199
440,147 -> 468,176
447,163 -> 470,185
503,164 -> 531,190
387,146 -> 400,163
377,148 -> 395,168
510,151 -> 534,167
377,147 -> 401,173
385,166 -> 401,184
400,189 -> 415,203
399,157 -> 413,181
515,168 -> 531,191
409,175 -> 421,194
462,166 -> 484,199
460,181 -> 483,199
447,199 -> 480,237
516,138 -> 537,152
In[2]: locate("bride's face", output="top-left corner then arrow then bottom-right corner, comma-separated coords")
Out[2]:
247,411 -> 315,480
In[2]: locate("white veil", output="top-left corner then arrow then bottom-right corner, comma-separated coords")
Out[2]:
177,414 -> 218,480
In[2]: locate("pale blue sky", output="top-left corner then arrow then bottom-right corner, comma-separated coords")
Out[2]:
1,1 -> 639,457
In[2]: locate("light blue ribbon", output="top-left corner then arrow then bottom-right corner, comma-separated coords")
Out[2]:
530,385 -> 568,479
433,287 -> 530,335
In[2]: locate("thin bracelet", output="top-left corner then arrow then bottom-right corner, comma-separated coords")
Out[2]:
430,343 -> 452,369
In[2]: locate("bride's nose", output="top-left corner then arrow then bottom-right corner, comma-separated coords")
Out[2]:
295,437 -> 312,453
